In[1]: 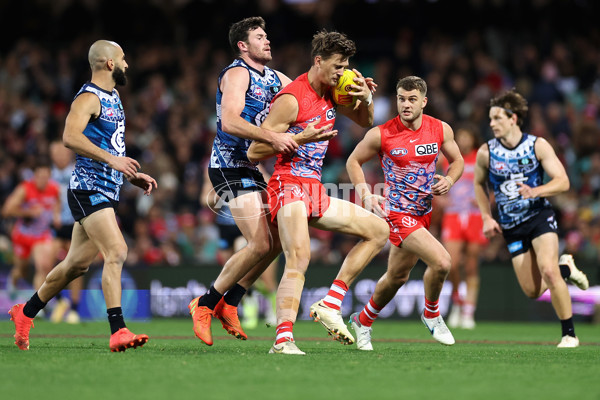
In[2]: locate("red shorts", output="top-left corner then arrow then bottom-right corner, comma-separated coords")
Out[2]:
441,212 -> 487,244
11,230 -> 53,259
266,175 -> 330,223
386,211 -> 431,247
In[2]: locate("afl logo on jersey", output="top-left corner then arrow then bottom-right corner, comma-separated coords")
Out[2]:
390,148 -> 408,157
401,215 -> 417,228
415,143 -> 438,156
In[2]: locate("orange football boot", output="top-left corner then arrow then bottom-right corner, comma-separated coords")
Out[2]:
9,304 -> 34,350
188,297 -> 213,345
109,327 -> 149,352
213,297 -> 247,340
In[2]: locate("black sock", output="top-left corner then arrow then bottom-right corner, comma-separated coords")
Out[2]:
107,307 -> 126,334
560,317 -> 576,338
197,285 -> 223,309
71,301 -> 79,311
23,292 -> 47,318
559,264 -> 571,280
224,284 -> 247,307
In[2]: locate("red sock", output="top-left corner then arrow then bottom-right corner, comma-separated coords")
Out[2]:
451,291 -> 463,306
358,297 -> 382,327
424,297 -> 440,318
275,321 -> 294,344
322,279 -> 348,311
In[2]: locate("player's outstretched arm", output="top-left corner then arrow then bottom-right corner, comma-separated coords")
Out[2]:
473,144 -> 501,238
63,93 -> 140,178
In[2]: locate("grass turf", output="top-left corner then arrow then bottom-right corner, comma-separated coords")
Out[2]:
1,318 -> 599,400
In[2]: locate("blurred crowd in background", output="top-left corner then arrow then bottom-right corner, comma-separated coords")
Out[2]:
0,0 -> 599,271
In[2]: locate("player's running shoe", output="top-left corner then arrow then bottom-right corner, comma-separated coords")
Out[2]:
447,304 -> 462,329
559,254 -> 589,290
557,335 -> 579,348
213,297 -> 247,340
309,300 -> 355,345
421,312 -> 455,346
9,304 -> 34,350
349,312 -> 373,351
188,296 -> 213,346
109,328 -> 149,352
268,339 -> 306,355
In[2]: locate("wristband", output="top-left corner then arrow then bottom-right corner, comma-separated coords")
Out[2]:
444,175 -> 454,187
365,92 -> 373,106
361,193 -> 381,204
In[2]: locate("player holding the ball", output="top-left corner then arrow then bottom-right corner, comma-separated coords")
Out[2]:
247,30 -> 389,355
346,75 -> 464,350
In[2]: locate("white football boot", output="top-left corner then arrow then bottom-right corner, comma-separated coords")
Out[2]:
309,300 -> 355,345
421,312 -> 455,346
349,312 -> 373,351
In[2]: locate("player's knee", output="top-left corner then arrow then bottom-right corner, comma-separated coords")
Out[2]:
104,243 -> 128,265
246,238 -> 271,258
387,271 -> 409,288
522,287 -> 542,299
283,246 -> 311,271
367,218 -> 390,246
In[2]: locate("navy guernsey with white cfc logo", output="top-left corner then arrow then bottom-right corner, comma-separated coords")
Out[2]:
211,58 -> 282,170
69,82 -> 126,201
487,133 -> 551,229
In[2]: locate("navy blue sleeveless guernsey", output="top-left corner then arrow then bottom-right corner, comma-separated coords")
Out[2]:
69,82 -> 126,201
488,133 -> 551,229
210,58 -> 282,170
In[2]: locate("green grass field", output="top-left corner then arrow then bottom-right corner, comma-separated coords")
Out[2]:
1,318 -> 599,400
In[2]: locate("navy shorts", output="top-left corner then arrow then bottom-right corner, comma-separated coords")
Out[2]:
54,223 -> 74,240
208,167 -> 267,201
68,189 -> 118,222
502,208 -> 558,257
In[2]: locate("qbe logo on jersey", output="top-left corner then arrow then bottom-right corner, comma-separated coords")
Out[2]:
415,142 -> 438,156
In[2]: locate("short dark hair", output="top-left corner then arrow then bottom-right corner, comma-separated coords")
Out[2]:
33,157 -> 52,170
396,76 -> 427,96
229,16 -> 266,56
489,89 -> 528,127
311,30 -> 356,61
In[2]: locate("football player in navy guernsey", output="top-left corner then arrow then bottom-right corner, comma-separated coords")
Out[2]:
188,16 -> 299,346
9,40 -> 157,352
474,89 -> 589,348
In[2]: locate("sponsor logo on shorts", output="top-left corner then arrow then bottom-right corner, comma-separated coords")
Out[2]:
507,241 -> 523,254
241,178 -> 256,188
415,143 -> 438,156
89,193 -> 109,206
401,215 -> 417,228
390,148 -> 408,157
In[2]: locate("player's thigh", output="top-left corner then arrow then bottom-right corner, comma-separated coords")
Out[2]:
402,228 -> 449,267
310,197 -> 386,239
80,208 -> 126,256
228,191 -> 271,243
531,232 -> 559,274
31,240 -> 54,270
63,220 -> 100,266
511,250 -> 544,297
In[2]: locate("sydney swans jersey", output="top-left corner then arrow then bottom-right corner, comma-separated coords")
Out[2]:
379,115 -> 443,216
444,150 -> 479,215
14,180 -> 60,237
212,59 -> 283,169
273,73 -> 336,180
69,83 -> 125,201
488,133 -> 550,229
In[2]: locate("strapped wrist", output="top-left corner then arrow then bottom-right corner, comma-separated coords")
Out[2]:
444,175 -> 454,187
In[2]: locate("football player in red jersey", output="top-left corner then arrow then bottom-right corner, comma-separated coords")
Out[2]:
248,30 -> 388,355
346,76 -> 464,350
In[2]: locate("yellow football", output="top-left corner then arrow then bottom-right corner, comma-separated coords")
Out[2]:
332,69 -> 358,106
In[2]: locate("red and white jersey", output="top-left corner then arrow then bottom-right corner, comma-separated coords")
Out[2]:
272,73 -> 337,181
13,180 -> 60,237
443,149 -> 479,215
379,114 -> 443,216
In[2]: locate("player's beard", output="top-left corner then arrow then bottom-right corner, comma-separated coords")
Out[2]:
113,66 -> 127,86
